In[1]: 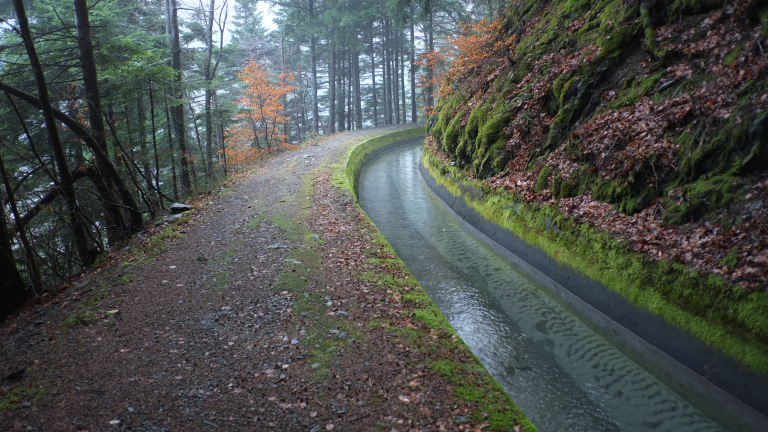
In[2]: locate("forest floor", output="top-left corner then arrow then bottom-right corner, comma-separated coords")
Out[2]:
0,125 -> 522,432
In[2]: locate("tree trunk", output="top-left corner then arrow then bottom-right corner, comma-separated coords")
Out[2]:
13,0 -> 95,266
148,81 -> 164,208
74,0 -> 133,242
393,32 -> 400,125
410,13 -> 417,122
346,50 -> 352,131
136,97 -> 154,196
1,82 -> 143,233
168,0 -> 192,196
329,41 -> 336,134
354,48 -> 362,130
308,0 -> 319,134
203,0 -> 216,182
281,33 -> 289,141
0,152 -> 41,296
427,9 -> 435,111
164,96 -> 179,201
400,32 -> 406,124
371,29 -> 378,127
337,47 -> 345,132
0,200 -> 28,318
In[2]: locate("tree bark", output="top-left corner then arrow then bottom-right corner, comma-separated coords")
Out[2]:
410,12 -> 417,122
13,0 -> 95,266
148,81 -> 164,208
427,9 -> 435,111
371,29 -> 378,127
354,48 -> 362,130
0,152 -> 41,296
281,33 -> 289,141
168,0 -> 192,196
337,46 -> 345,132
74,0 -> 131,242
308,0 -> 319,134
164,96 -> 179,201
203,0 -> 216,182
393,31 -> 400,125
0,200 -> 28,318
400,31 -> 406,124
328,40 -> 336,134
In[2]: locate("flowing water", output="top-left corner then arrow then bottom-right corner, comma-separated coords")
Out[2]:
358,143 -> 728,432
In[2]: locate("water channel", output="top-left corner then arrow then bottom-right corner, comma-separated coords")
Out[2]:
358,142 -> 729,432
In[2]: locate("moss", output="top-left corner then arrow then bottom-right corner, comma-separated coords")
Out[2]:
663,175 -> 745,225
722,41 -> 745,65
473,116 -> 509,178
608,72 -> 664,109
0,385 -> 46,411
443,109 -> 466,156
534,166 -> 552,192
344,127 -> 426,201
668,0 -> 724,21
720,246 -> 739,271
544,95 -> 585,154
760,7 -> 768,35
640,5 -> 664,59
422,148 -> 768,374
679,112 -> 753,183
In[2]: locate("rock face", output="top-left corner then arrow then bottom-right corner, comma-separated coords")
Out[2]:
169,203 -> 193,214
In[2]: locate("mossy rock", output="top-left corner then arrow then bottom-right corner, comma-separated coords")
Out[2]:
663,175 -> 745,225
667,0 -> 724,20
473,116 -> 509,178
443,110 -> 466,156
678,111 -> 754,183
535,166 -> 552,192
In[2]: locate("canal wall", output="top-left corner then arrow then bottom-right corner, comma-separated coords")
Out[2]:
418,146 -> 768,432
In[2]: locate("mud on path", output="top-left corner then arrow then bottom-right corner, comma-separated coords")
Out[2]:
0,125 -> 528,432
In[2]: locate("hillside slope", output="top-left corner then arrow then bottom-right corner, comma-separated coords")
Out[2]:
426,0 -> 768,370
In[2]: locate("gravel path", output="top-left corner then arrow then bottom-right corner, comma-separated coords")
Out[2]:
0,125 -> 528,432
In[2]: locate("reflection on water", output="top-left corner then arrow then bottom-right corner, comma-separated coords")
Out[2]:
358,143 -> 725,432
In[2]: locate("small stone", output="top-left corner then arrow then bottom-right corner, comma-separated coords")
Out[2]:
325,300 -> 333,306
22,402 -> 31,408
109,419 -> 121,425
337,332 -> 347,340
202,419 -> 219,427
290,338 -> 299,345
127,407 -> 135,413
309,426 -> 321,432
325,423 -> 334,431
455,415 -> 469,424
184,407 -> 192,415
311,363 -> 320,369
329,329 -> 340,334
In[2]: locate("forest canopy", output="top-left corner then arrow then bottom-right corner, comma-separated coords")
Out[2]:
0,0 -> 501,316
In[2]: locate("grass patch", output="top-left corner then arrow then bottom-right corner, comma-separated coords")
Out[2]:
0,384 -> 46,411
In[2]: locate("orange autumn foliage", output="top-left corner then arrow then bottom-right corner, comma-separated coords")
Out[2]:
416,16 -> 516,114
225,61 -> 297,170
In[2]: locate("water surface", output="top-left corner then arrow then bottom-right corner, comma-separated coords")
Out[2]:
358,143 -> 725,432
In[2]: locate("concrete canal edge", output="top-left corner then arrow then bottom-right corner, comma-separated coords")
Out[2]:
343,125 -> 538,431
418,145 -> 768,432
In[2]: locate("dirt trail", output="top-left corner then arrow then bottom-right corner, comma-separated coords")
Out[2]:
0,126 -> 528,432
